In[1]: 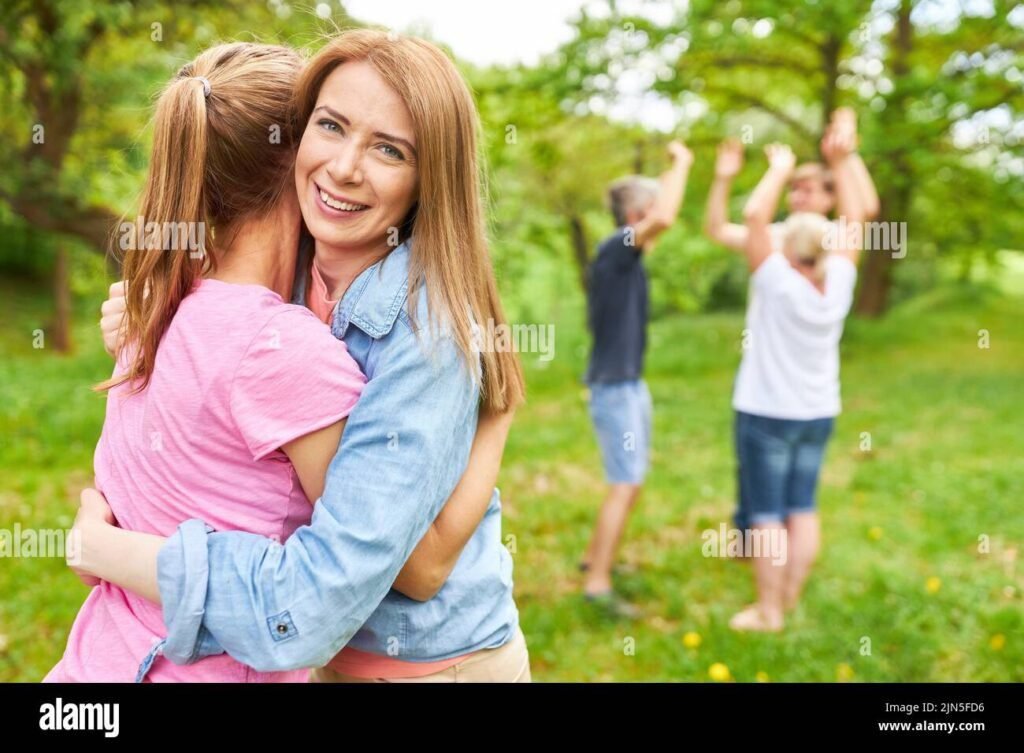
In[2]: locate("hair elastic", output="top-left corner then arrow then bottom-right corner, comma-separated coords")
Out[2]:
193,76 -> 211,98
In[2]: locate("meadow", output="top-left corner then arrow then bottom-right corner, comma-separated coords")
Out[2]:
1,274 -> 1021,682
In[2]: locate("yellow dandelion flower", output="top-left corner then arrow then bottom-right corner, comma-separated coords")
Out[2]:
708,662 -> 731,682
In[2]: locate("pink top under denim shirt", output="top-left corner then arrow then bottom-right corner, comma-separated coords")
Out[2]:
44,279 -> 365,683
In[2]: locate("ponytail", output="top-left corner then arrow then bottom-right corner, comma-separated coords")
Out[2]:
98,75 -> 211,393
96,43 -> 303,393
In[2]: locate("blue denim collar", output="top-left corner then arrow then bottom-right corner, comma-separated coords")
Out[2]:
331,241 -> 411,340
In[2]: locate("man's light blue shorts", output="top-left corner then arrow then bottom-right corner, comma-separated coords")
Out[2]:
587,379 -> 652,485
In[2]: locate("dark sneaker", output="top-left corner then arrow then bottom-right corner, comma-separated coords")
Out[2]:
583,590 -> 643,620
578,561 -> 639,576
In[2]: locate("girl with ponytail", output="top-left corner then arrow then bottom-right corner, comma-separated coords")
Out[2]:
45,42 -> 372,682
107,44 -> 304,394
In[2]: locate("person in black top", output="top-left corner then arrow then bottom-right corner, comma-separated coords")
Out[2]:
580,140 -> 693,614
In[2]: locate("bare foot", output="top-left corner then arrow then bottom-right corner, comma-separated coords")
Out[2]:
729,604 -> 784,633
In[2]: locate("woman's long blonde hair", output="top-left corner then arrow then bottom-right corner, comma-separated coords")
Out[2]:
100,42 -> 303,392
294,29 -> 526,413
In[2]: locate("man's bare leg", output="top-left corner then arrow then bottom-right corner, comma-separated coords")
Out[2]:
583,483 -> 642,594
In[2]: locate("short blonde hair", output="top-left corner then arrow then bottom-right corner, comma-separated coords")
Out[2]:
782,212 -> 832,282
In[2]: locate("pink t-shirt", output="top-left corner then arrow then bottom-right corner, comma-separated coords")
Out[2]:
44,279 -> 365,683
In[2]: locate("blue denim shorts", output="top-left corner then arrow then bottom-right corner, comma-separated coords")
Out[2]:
734,410 -> 834,526
587,379 -> 653,485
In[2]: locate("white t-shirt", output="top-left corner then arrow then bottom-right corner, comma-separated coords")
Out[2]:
732,251 -> 858,420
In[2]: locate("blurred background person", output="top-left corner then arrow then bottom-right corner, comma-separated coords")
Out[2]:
580,141 -> 692,616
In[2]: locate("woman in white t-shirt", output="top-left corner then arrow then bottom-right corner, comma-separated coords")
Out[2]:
729,142 -> 863,632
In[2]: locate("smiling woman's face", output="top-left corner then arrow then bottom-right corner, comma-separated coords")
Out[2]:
295,60 -> 419,254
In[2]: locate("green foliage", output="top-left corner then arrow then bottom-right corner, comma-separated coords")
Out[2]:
2,0 -> 1021,315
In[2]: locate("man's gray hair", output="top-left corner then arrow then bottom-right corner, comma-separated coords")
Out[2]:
607,175 -> 660,227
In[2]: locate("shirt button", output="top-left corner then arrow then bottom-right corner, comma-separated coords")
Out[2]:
277,623 -> 289,635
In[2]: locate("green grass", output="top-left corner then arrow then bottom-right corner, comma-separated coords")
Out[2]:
1,276 -> 1021,682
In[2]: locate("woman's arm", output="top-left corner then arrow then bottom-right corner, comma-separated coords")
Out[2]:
825,155 -> 867,266
742,143 -> 795,271
821,122 -> 866,224
392,407 -> 515,601
847,153 -> 880,220
71,489 -> 164,603
285,406 -> 516,602
827,108 -> 880,220
704,139 -> 749,251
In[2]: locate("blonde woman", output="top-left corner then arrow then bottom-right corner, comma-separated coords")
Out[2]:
66,30 -> 530,682
728,142 -> 863,632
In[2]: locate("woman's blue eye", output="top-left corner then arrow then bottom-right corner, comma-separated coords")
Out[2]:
379,143 -> 403,160
318,119 -> 341,133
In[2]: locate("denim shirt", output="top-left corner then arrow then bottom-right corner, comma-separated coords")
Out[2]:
141,240 -> 517,679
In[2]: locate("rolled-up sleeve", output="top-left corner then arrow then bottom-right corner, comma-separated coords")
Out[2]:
157,519 -> 220,663
156,325 -> 478,672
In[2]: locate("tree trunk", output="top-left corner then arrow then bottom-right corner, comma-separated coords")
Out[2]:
569,213 -> 590,291
633,139 -> 645,174
855,199 -> 898,316
820,34 -> 841,135
52,243 -> 72,353
854,0 -> 913,316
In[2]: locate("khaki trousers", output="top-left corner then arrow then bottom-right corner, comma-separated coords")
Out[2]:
311,625 -> 531,683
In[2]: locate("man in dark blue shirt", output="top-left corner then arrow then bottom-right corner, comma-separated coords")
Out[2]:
581,141 -> 693,613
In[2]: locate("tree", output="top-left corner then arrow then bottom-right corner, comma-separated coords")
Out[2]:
0,0 -> 351,256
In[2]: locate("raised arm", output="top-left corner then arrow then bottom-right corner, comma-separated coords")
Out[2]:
846,153 -> 880,220
632,140 -> 694,250
704,139 -> 749,251
829,108 -> 879,220
742,143 -> 796,272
